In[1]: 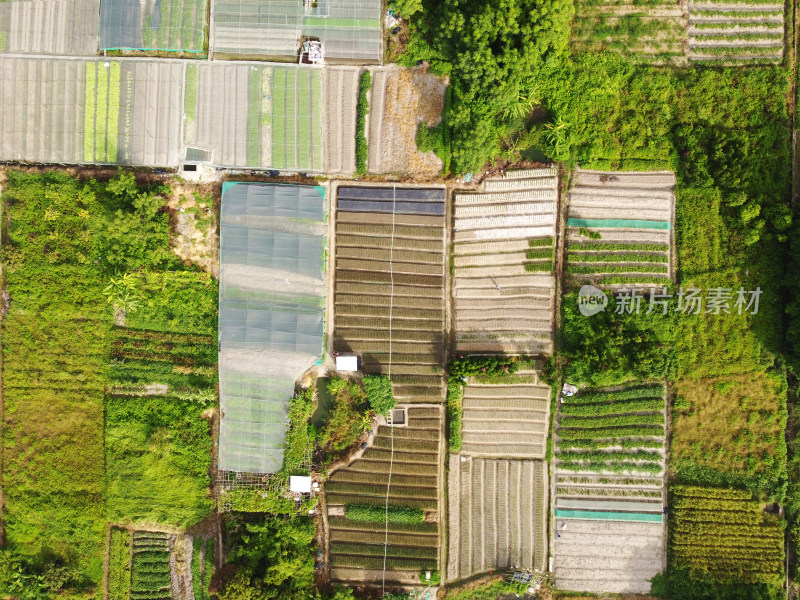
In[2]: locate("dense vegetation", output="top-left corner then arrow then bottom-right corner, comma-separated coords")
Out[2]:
0,171 -> 217,598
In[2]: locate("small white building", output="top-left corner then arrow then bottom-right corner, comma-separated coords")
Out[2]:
290,475 -> 312,494
335,355 -> 359,372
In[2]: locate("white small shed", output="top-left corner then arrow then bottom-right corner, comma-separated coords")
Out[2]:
290,475 -> 312,494
336,355 -> 359,372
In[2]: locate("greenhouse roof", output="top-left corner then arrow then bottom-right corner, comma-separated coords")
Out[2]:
218,182 -> 326,474
211,0 -> 382,62
99,0 -> 207,52
0,56 -> 338,172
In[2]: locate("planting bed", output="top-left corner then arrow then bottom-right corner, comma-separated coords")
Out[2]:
688,0 -> 784,63
333,187 -> 447,402
323,67 -> 360,174
460,382 -> 551,459
669,486 -> 784,584
326,405 -> 444,584
453,169 -> 558,355
447,457 -> 548,581
552,383 -> 667,594
130,531 -> 172,600
0,0 -> 99,55
100,0 -> 206,53
565,169 -> 675,288
572,0 -> 687,63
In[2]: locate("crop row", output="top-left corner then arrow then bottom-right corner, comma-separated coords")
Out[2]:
330,555 -> 436,570
559,437 -> 663,450
525,261 -> 555,272
670,485 -> 752,500
561,398 -> 664,417
529,237 -> 554,247
671,521 -> 785,539
557,486 -> 663,499
557,460 -> 663,474
560,413 -> 665,429
557,424 -> 664,440
597,275 -> 670,285
569,252 -> 669,264
568,264 -> 669,275
571,386 -> 665,403
567,242 -> 669,252
672,496 -> 767,513
526,248 -> 555,260
558,449 -> 662,463
558,474 -> 663,486
344,504 -> 425,524
329,516 -> 438,534
331,542 -> 437,559
115,327 -> 214,345
328,482 -> 436,500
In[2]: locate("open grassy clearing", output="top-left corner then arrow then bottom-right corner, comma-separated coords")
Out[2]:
670,371 -> 786,496
326,405 -> 443,585
447,457 -> 548,581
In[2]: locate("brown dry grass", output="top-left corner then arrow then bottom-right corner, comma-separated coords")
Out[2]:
380,65 -> 447,176
670,371 -> 785,477
165,181 -> 219,277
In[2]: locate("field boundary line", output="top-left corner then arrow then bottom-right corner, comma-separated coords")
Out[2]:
381,185 -> 397,596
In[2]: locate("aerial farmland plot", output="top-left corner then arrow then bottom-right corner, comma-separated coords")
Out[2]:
452,168 -> 558,355
326,405 -> 444,585
565,169 -> 675,289
571,0 -> 687,63
99,0 -> 207,53
447,457 -> 548,581
0,0 -> 99,55
553,384 -> 667,594
218,182 -> 326,474
687,0 -> 784,63
669,486 -> 784,585
332,185 -> 447,403
459,382 -> 551,459
211,0 -> 382,62
186,62 -> 334,171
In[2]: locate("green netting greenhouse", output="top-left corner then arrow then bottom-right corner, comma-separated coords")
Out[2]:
218,182 -> 326,474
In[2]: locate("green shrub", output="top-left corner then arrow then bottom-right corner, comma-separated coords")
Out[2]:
344,504 -> 425,524
319,377 -> 371,453
356,71 -> 371,175
363,375 -> 396,416
448,356 -> 519,383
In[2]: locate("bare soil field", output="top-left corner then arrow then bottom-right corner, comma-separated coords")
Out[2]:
460,383 -> 551,459
367,64 -> 447,176
332,187 -> 447,402
452,169 -> 557,355
447,456 -> 548,581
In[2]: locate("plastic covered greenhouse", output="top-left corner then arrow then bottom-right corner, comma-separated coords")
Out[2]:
99,0 -> 207,52
218,182 -> 326,474
212,0 -> 381,62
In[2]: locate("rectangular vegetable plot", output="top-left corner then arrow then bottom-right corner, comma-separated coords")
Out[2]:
552,383 -> 667,595
333,185 -> 447,402
326,405 -> 443,584
565,168 -> 675,289
84,61 -> 121,163
99,0 -> 207,52
452,168 -> 558,355
130,531 -> 172,600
